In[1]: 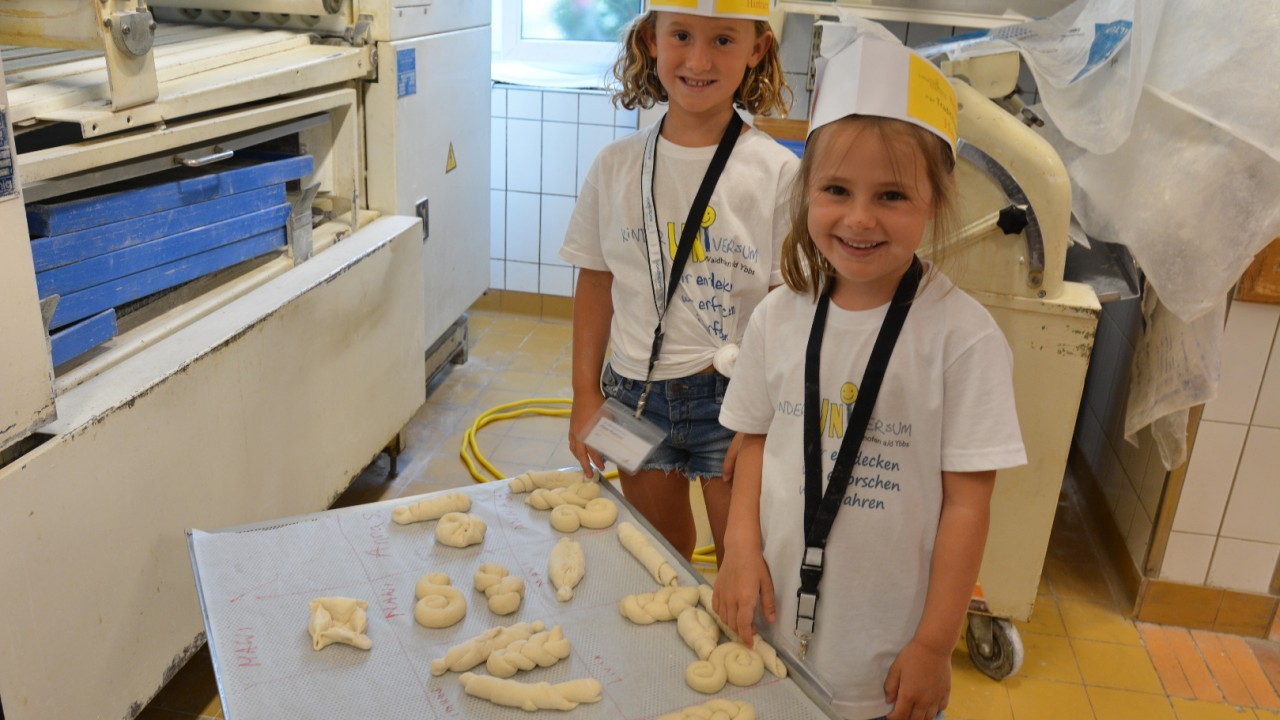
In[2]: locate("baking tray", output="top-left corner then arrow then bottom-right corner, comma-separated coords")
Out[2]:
188,478 -> 841,719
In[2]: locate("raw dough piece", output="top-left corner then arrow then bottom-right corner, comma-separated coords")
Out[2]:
430,620 -> 547,676
525,482 -> 601,509
619,586 -> 700,624
414,573 -> 467,628
677,607 -> 721,660
307,597 -> 372,651
548,537 -> 585,602
695,585 -> 787,678
458,672 -> 602,712
617,521 -> 679,586
685,642 -> 765,694
485,625 -> 571,678
509,469 -> 584,493
474,562 -> 525,615
435,512 -> 486,548
658,699 -> 757,720
391,492 -> 471,524
549,497 -> 618,533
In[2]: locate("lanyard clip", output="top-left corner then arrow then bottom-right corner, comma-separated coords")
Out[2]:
795,546 -> 823,658
635,382 -> 652,419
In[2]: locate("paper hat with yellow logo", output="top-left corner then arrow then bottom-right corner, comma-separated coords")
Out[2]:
808,33 -> 958,154
646,0 -> 771,21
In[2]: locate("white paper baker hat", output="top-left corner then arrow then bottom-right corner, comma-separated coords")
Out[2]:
645,0 -> 771,21
808,30 -> 958,154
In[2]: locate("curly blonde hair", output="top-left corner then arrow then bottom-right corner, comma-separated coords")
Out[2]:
781,116 -> 958,300
611,11 -> 792,118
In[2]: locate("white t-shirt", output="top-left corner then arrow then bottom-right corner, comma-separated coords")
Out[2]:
719,272 -> 1026,720
559,120 -> 799,381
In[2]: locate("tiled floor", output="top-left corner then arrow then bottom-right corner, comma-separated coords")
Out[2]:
138,308 -> 1280,720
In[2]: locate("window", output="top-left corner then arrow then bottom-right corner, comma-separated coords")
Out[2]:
493,0 -> 641,72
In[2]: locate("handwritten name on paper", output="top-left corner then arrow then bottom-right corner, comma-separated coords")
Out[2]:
362,511 -> 392,558
234,627 -> 261,668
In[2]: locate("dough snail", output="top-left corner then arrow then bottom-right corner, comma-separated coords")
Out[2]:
685,642 -> 765,694
548,537 -> 585,602
549,497 -> 618,533
435,512 -> 486,548
307,597 -> 372,651
508,469 -> 584,494
619,586 -> 700,624
457,673 -> 602,712
485,625 -> 571,678
695,585 -> 787,678
525,481 -> 600,509
473,562 -> 525,615
659,698 -> 757,720
617,521 -> 679,586
391,492 -> 471,524
430,620 -> 547,676
414,573 -> 467,629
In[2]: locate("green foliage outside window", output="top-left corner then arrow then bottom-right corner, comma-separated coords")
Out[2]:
551,0 -> 639,42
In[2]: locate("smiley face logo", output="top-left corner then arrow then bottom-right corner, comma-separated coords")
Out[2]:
701,206 -> 716,228
840,382 -> 858,405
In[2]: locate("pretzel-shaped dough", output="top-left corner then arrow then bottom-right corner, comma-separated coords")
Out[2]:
391,492 -> 471,525
508,469 -> 584,494
619,586 -> 701,624
695,585 -> 787,678
430,620 -> 547,676
458,672 -> 602,712
550,497 -> 618,533
677,607 -> 721,660
414,573 -> 467,629
525,482 -> 601,509
307,597 -> 372,651
548,537 -> 585,602
617,521 -> 679,586
685,642 -> 764,694
473,562 -> 525,615
435,512 -> 486,548
485,625 -> 571,678
658,699 -> 757,720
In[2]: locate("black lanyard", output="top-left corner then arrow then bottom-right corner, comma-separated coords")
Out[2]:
635,111 -> 744,418
795,256 -> 923,656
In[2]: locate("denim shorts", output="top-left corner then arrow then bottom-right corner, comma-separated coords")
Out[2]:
600,364 -> 734,479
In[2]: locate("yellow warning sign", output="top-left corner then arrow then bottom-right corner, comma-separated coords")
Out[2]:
445,143 -> 457,174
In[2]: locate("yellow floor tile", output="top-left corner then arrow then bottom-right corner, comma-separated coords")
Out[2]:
1074,638 -> 1166,694
470,332 -> 527,356
1060,597 -> 1144,645
1015,595 -> 1068,636
949,649 -> 1015,720
1006,677 -> 1096,720
1089,686 -> 1177,720
507,351 -> 561,375
1254,710 -> 1280,719
1170,698 -> 1260,719
504,414 -> 569,444
485,316 -> 539,338
1019,631 -> 1084,683
487,436 -> 558,470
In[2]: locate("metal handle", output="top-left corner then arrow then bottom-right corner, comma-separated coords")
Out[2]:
178,148 -> 234,168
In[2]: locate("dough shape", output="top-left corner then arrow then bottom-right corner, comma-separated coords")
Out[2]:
435,512 -> 486,548
525,482 -> 601,509
485,625 -> 571,678
458,672 -> 602,712
619,586 -> 701,624
414,573 -> 467,629
659,699 -> 757,720
430,620 -> 547,676
473,562 -> 525,615
392,492 -> 471,525
694,584 -> 787,678
617,521 -> 679,586
550,497 -> 618,533
548,537 -> 585,602
677,607 -> 721,660
509,469 -> 584,494
307,597 -> 372,651
685,642 -> 765,694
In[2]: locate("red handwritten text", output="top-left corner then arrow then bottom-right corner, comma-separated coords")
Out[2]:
234,627 -> 261,668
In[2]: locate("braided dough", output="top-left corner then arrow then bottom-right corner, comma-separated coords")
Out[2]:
618,521 -> 679,586
430,620 -> 547,676
695,585 -> 787,678
485,625 -> 571,678
685,642 -> 765,694
435,512 -> 486,548
525,482 -> 600,509
677,607 -> 721,660
307,597 -> 372,651
619,586 -> 701,624
659,699 -> 757,720
414,573 -> 467,628
474,562 -> 525,615
548,537 -> 585,602
458,672 -> 602,712
391,492 -> 471,524
550,497 -> 618,533
509,469 -> 584,493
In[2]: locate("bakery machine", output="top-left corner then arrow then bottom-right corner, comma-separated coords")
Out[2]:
0,1 -> 488,718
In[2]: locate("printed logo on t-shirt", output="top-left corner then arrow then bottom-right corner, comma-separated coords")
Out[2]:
660,200 -> 764,345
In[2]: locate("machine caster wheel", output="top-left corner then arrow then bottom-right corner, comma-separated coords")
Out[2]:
966,613 -> 1024,680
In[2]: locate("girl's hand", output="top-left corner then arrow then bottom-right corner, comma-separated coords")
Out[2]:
720,432 -> 744,486
883,640 -> 951,720
712,550 -> 776,648
568,392 -> 607,479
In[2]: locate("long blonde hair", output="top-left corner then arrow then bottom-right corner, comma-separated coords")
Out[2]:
611,11 -> 792,117
781,116 -> 958,300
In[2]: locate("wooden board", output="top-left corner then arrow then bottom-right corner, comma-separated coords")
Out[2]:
49,309 -> 116,367
1237,237 -> 1280,305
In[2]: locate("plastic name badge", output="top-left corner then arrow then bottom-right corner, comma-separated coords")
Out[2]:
582,398 -> 666,474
